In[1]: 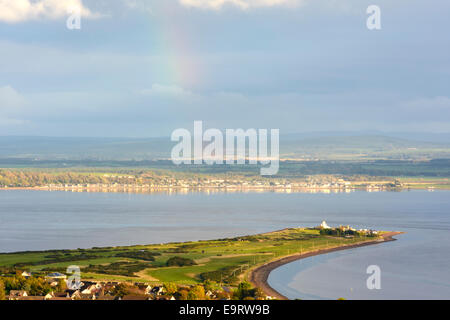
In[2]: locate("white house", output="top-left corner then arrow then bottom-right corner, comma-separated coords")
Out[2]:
151,286 -> 165,296
9,290 -> 28,300
320,220 -> 331,229
21,271 -> 32,278
45,272 -> 67,281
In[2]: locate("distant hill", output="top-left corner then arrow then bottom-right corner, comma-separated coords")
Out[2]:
281,135 -> 450,160
0,135 -> 449,161
0,137 -> 173,161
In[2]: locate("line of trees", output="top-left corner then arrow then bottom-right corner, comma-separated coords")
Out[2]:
0,170 -> 140,187
0,273 -> 53,297
0,280 -> 6,300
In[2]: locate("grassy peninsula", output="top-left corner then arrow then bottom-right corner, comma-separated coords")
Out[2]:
0,227 -> 400,300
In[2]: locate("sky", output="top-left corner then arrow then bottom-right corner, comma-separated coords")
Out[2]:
0,0 -> 449,137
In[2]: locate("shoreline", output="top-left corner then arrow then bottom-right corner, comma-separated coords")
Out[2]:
248,231 -> 404,300
0,186 -> 444,193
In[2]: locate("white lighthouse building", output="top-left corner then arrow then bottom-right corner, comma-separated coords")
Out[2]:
320,220 -> 331,229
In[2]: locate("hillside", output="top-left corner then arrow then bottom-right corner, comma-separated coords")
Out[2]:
0,135 -> 448,161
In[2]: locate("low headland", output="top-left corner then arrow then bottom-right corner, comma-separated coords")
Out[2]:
248,231 -> 403,300
0,225 -> 402,300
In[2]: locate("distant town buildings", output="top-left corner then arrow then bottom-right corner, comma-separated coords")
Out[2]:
6,172 -> 402,194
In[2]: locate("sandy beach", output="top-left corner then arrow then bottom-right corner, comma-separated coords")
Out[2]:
248,231 -> 404,300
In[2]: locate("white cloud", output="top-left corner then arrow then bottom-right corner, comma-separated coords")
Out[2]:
140,84 -> 194,97
179,0 -> 303,10
0,0 -> 98,23
0,85 -> 28,127
123,0 -> 153,14
0,117 -> 28,126
0,85 -> 26,109
401,96 -> 450,111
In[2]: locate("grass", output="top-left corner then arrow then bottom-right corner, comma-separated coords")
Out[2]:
32,257 -> 126,271
148,256 -> 256,284
396,176 -> 450,189
0,228 -> 382,286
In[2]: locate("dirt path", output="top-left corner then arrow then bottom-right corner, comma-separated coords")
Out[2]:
134,270 -> 160,282
248,232 -> 404,300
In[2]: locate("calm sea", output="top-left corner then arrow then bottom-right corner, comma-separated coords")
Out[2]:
0,190 -> 449,299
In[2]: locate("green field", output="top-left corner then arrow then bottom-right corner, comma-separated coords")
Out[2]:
396,176 -> 450,189
0,228 -> 383,286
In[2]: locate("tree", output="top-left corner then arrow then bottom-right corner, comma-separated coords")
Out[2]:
187,285 -> 205,300
238,282 -> 252,291
0,280 -> 6,300
112,283 -> 129,298
177,289 -> 189,300
234,282 -> 254,300
166,256 -> 196,267
164,283 -> 177,295
215,290 -> 231,300
56,279 -> 67,293
203,280 -> 216,292
254,287 -> 266,300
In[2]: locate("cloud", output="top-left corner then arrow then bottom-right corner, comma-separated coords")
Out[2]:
401,96 -> 450,111
0,117 -> 28,126
140,84 -> 195,98
123,0 -> 154,14
2,82 -> 450,136
0,85 -> 28,127
0,85 -> 26,109
178,0 -> 303,10
0,0 -> 99,23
